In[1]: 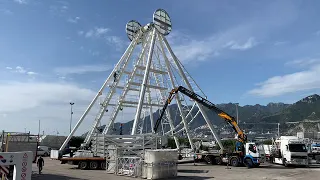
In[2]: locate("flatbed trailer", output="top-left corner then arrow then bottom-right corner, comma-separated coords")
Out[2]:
194,150 -> 264,167
60,157 -> 107,170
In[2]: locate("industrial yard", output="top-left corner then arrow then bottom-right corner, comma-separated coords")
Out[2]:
30,158 -> 320,180
2,2 -> 320,180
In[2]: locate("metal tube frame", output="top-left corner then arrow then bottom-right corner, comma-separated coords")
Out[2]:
160,34 -> 224,151
132,27 -> 157,135
102,30 -> 153,134
59,33 -> 141,151
83,31 -> 143,145
157,32 -> 194,150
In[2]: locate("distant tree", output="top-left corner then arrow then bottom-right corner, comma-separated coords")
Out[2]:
69,136 -> 85,148
262,139 -> 273,145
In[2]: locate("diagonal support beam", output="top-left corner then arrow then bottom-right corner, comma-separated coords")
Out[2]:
59,31 -> 141,151
131,27 -> 157,135
158,32 -> 192,150
160,33 -> 224,152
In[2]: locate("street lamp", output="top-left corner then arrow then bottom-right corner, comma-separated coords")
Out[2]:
69,102 -> 75,133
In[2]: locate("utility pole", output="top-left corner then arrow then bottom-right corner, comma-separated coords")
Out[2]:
38,120 -> 41,135
235,103 -> 239,124
69,102 -> 75,133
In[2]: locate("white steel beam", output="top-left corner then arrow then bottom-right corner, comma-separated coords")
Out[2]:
103,30 -> 152,134
158,32 -> 194,150
83,32 -> 141,145
131,27 -> 157,135
135,65 -> 167,74
59,32 -> 141,151
161,34 -> 224,151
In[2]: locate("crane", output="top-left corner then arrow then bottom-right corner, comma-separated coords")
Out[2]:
153,86 -> 264,168
154,86 -> 247,144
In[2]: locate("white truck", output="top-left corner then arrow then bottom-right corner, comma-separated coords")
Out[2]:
270,136 -> 308,167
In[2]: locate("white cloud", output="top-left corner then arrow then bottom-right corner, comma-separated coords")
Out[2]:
61,6 -> 68,10
0,9 -> 13,15
27,71 -> 37,75
77,31 -> 84,36
54,64 -> 113,75
13,0 -> 27,4
84,27 -> 110,38
79,27 -> 125,51
274,41 -> 288,46
49,2 -> 68,17
224,37 -> 258,50
248,63 -> 320,97
67,17 -> 80,24
0,81 -> 99,135
96,28 -> 109,35
15,66 -> 26,73
105,36 -> 125,51
285,58 -> 320,68
168,29 -> 258,63
88,50 -> 100,56
5,66 -> 38,76
0,82 -> 95,113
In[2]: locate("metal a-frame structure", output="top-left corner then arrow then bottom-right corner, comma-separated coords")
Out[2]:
59,9 -> 222,152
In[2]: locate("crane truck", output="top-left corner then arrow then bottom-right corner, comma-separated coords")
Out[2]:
154,86 -> 265,168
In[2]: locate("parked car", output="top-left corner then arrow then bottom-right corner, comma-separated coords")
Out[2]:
37,146 -> 51,156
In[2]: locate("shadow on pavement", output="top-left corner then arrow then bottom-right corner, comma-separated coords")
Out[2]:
178,169 -> 209,173
32,173 -> 86,180
260,165 -> 296,169
174,176 -> 213,179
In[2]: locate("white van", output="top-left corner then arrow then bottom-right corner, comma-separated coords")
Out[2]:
37,146 -> 51,156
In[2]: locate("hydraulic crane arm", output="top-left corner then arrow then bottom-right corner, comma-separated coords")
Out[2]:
154,86 -> 247,143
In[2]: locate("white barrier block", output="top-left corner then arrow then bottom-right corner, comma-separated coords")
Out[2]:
0,151 -> 33,180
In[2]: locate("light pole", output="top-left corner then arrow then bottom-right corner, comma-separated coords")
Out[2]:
235,103 -> 239,124
69,102 -> 75,133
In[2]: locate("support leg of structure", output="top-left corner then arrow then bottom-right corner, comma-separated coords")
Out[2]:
147,86 -> 155,133
153,87 -> 180,149
132,27 -> 157,135
103,31 -> 152,134
161,34 -> 224,151
84,32 -> 142,145
59,34 -> 140,151
158,33 -> 194,150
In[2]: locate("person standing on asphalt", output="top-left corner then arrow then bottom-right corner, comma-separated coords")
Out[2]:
37,156 -> 44,174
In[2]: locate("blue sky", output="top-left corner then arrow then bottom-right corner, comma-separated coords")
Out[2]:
1,0 -> 320,135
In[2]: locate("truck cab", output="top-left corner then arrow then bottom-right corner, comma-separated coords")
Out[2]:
237,142 -> 265,167
272,136 -> 308,167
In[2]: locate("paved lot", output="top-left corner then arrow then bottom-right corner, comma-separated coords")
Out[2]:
31,157 -> 320,180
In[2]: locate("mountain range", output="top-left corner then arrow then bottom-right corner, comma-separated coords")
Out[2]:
82,94 -> 320,138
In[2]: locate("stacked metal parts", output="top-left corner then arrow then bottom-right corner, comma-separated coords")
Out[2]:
91,134 -> 166,177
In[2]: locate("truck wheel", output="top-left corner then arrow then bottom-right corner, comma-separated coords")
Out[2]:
44,152 -> 48,157
78,161 -> 88,170
89,161 -> 99,170
204,156 -> 212,164
244,158 -> 253,168
229,157 -> 239,167
100,161 -> 106,170
282,158 -> 288,167
215,157 -> 222,165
